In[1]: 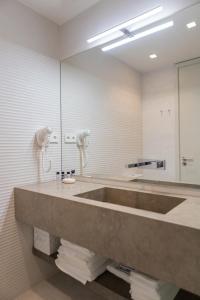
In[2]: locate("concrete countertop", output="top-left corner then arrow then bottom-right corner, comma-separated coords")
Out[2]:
14,179 -> 200,296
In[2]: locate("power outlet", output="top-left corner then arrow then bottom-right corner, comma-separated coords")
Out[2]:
49,133 -> 59,144
64,134 -> 77,144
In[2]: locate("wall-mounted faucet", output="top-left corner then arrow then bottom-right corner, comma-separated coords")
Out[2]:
126,159 -> 166,170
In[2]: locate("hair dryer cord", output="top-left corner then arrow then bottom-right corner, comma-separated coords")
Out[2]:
41,148 -> 51,173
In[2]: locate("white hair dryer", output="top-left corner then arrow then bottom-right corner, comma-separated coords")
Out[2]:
76,129 -> 90,175
36,127 -> 52,173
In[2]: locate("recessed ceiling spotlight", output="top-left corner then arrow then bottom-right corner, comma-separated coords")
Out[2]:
186,21 -> 197,29
149,54 -> 158,59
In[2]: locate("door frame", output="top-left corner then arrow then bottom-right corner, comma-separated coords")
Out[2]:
177,57 -> 200,182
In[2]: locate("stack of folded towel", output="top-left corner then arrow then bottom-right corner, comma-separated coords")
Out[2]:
130,271 -> 179,300
55,239 -> 109,285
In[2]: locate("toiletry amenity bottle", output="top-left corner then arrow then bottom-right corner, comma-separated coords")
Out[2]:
56,171 -> 60,181
66,171 -> 71,178
71,169 -> 75,177
61,171 -> 65,180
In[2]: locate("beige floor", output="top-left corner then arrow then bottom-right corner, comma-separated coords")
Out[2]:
14,272 -> 200,300
15,272 -> 105,300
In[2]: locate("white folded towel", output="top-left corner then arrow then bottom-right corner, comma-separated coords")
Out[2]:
58,244 -> 105,265
57,253 -> 107,273
130,285 -> 179,300
57,255 -> 108,276
55,256 -> 108,284
131,281 -> 173,297
130,271 -> 165,290
58,251 -> 107,272
130,271 -> 179,300
55,259 -> 88,285
61,239 -> 93,257
55,239 -> 109,285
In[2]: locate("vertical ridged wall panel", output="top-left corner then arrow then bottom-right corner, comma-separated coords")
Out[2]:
0,38 -> 60,300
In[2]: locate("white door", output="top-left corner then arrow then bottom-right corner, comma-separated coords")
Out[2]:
179,60 -> 200,184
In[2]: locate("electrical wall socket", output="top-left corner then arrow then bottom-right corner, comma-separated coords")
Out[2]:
49,133 -> 59,144
64,134 -> 77,144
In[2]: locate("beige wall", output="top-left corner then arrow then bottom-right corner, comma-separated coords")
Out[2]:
61,49 -> 142,177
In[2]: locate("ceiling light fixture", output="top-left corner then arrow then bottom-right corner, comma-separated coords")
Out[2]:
102,21 -> 174,52
186,21 -> 197,29
149,54 -> 158,59
87,6 -> 163,44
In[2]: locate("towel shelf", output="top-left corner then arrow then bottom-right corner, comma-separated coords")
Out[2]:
32,247 -> 58,265
32,247 -> 200,300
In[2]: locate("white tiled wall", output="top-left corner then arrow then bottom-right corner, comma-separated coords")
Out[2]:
61,49 -> 142,177
0,38 -> 60,300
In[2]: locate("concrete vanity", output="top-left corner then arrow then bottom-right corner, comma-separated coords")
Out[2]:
14,179 -> 200,296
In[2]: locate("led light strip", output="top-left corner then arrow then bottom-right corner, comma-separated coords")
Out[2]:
102,21 -> 174,52
87,6 -> 163,44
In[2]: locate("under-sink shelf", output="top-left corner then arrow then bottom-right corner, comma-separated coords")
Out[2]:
32,248 -> 200,300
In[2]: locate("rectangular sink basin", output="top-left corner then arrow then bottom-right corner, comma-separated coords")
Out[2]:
76,187 -> 185,214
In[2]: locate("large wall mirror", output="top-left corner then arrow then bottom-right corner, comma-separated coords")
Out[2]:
61,3 -> 200,185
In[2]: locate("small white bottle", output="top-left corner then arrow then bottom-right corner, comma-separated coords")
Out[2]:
61,172 -> 65,180
66,171 -> 71,178
71,169 -> 75,177
56,172 -> 60,181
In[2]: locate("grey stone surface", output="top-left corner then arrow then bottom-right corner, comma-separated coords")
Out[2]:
15,180 -> 200,296
76,187 -> 185,214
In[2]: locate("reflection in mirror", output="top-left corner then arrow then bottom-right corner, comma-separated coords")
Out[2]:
61,3 -> 200,185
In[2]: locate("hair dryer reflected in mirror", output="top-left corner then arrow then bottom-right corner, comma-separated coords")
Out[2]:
76,129 -> 90,175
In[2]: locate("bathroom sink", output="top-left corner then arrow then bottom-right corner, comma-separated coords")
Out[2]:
76,187 -> 185,214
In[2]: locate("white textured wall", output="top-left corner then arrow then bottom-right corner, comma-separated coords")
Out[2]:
142,67 -> 179,181
0,38 -> 60,300
0,2 -> 60,298
61,49 -> 142,177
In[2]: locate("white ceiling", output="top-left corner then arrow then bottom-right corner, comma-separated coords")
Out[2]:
106,3 -> 200,73
17,0 -> 101,25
